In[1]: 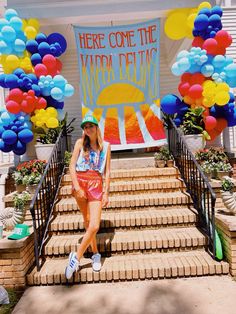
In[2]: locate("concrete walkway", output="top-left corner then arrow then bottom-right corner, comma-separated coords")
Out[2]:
13,276 -> 236,314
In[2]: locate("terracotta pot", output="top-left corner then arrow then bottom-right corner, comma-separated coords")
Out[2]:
15,184 -> 26,193
155,160 -> 166,168
166,160 -> 174,167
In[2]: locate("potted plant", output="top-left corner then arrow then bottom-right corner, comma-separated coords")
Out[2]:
195,148 -> 209,164
201,161 -> 215,180
215,162 -> 232,180
13,191 -> 30,223
159,146 -> 174,167
24,173 -> 42,194
154,152 -> 165,168
180,107 -> 210,153
12,171 -> 26,193
60,113 -> 76,151
35,128 -> 60,162
221,177 -> 236,215
64,151 -> 72,173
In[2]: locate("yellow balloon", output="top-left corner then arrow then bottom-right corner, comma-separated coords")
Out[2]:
27,18 -> 40,31
36,120 -> 44,127
25,26 -> 37,39
215,91 -> 230,106
22,19 -> 27,31
187,13 -> 197,29
164,11 -> 188,40
203,97 -> 214,107
6,55 -> 20,69
216,82 -> 230,92
46,107 -> 58,118
203,80 -> 215,88
46,117 -> 59,128
198,2 -> 212,11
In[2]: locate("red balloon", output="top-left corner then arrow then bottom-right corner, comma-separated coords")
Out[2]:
47,68 -> 57,77
215,45 -> 226,55
192,36 -> 204,48
28,90 -> 35,97
34,64 -> 48,77
190,73 -> 205,85
6,100 -> 21,114
178,82 -> 190,96
188,84 -> 203,99
205,116 -> 217,131
215,118 -> 228,133
181,73 -> 192,83
215,30 -> 232,48
207,129 -> 218,141
42,54 -> 57,69
8,88 -> 23,103
36,97 -> 47,109
203,108 -> 209,117
56,59 -> 62,72
21,99 -> 35,114
202,38 -> 218,55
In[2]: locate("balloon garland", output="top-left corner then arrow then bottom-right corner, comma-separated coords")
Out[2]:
0,8 -> 74,155
161,1 -> 236,141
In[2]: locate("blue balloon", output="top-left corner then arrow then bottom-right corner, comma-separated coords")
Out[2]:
229,92 -> 235,103
35,33 -> 48,44
26,39 -> 38,54
31,53 -> 42,66
27,74 -> 38,84
0,140 -> 12,153
13,142 -> 26,155
31,84 -> 41,96
5,74 -> 18,88
18,129 -> 34,144
194,14 -> 209,31
199,8 -> 211,17
161,94 -> 181,115
226,109 -> 236,127
38,42 -> 51,56
2,130 -> 17,145
211,6 -> 223,17
0,126 -> 5,137
173,118 -> 182,127
209,14 -> 221,28
47,32 -> 67,53
14,68 -> 25,77
0,74 -> 7,87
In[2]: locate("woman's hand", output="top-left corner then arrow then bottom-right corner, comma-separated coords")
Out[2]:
102,192 -> 109,207
74,188 -> 87,200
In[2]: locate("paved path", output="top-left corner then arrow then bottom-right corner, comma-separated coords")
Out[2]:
13,276 -> 236,314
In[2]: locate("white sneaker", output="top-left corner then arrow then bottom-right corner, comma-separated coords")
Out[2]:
91,253 -> 102,272
65,252 -> 79,279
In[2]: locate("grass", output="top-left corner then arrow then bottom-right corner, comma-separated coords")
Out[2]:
0,288 -> 24,314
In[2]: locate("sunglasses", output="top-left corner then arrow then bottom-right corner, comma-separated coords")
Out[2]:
83,124 -> 95,129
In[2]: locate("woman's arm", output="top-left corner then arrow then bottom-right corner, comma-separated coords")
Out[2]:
69,139 -> 82,191
102,143 -> 111,207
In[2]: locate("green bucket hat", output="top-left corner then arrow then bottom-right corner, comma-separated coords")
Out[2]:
8,224 -> 30,240
81,115 -> 98,129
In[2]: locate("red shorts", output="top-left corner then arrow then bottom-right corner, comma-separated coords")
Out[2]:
72,170 -> 103,201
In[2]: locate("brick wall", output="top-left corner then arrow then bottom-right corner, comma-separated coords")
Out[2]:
216,215 -> 236,276
0,233 -> 35,288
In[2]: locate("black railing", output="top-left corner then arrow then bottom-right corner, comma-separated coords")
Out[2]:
30,130 -> 67,270
166,116 -> 216,259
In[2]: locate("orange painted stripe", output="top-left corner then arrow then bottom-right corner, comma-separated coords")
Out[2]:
124,106 -> 144,144
104,108 -> 121,144
140,104 -> 166,140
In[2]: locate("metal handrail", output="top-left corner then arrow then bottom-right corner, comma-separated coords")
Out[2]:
30,130 -> 67,270
166,115 -> 217,259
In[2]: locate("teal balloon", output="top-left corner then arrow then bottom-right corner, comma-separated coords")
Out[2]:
1,112 -> 13,124
0,40 -> 12,54
14,38 -> 26,52
212,55 -> 225,68
0,19 -> 9,30
1,25 -> 16,41
53,75 -> 66,88
4,9 -> 18,21
64,84 -> 74,97
225,64 -> 236,78
9,16 -> 23,31
171,63 -> 182,76
57,109 -> 65,121
201,64 -> 214,77
51,87 -> 63,100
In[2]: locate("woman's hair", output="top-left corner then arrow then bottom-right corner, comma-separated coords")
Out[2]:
82,126 -> 103,152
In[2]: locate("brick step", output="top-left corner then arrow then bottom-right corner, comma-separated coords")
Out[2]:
55,191 -> 191,213
59,178 -> 185,198
27,250 -> 229,285
45,227 -> 207,257
62,167 -> 180,185
50,208 -> 197,233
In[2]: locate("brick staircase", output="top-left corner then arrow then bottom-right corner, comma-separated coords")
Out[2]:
27,164 -> 229,285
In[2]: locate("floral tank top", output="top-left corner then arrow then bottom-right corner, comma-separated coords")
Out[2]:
76,141 -> 109,175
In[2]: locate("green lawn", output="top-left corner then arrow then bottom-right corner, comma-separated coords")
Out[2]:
0,288 -> 24,314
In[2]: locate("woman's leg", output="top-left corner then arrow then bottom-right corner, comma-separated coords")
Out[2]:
76,200 -> 102,260
74,196 -> 98,254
